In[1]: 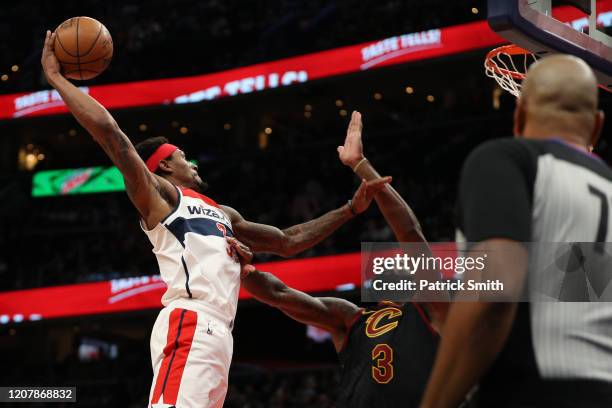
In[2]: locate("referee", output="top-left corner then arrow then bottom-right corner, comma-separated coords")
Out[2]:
420,55 -> 612,407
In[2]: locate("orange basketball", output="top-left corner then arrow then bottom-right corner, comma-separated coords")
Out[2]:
53,17 -> 113,81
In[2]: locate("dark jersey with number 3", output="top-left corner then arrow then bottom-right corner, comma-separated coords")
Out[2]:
336,302 -> 438,408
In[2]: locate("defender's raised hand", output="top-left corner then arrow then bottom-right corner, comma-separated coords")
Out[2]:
41,31 -> 61,82
337,111 -> 366,169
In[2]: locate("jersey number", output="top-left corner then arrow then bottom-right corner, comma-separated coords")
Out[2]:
371,343 -> 394,384
216,222 -> 234,258
588,185 -> 610,253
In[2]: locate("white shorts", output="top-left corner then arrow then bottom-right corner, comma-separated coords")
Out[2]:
148,299 -> 234,408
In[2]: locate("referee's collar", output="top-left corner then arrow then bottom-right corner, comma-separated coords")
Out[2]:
548,138 -> 603,163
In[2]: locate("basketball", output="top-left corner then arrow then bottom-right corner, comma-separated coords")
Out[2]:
53,17 -> 113,80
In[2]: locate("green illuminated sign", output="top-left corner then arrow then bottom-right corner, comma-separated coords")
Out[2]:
32,166 -> 125,197
32,160 -> 197,197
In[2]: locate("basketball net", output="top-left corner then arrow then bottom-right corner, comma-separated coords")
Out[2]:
484,44 -> 537,98
485,44 -> 612,97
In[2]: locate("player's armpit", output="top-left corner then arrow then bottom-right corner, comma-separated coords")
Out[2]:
241,270 -> 360,350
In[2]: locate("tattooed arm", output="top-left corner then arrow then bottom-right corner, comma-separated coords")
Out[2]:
222,204 -> 352,257
41,31 -> 176,227
221,177 -> 390,257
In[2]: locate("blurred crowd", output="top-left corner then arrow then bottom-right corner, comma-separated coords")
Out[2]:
0,0 -> 482,94
225,368 -> 339,408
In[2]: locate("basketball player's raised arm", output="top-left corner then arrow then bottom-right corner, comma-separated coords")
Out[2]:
227,237 -> 360,351
40,31 -> 175,225
338,111 -> 449,309
221,177 -> 390,257
338,111 -> 426,244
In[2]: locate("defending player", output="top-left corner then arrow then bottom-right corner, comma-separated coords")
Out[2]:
41,32 -> 388,408
231,111 -> 449,408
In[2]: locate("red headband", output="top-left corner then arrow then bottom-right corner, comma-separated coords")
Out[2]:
145,143 -> 178,172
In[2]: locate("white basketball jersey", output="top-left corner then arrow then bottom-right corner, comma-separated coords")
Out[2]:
142,186 -> 241,321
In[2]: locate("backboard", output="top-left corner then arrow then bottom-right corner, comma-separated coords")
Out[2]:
487,0 -> 612,91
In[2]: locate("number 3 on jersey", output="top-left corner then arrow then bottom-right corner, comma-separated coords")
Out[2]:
371,343 -> 394,384
216,222 -> 234,258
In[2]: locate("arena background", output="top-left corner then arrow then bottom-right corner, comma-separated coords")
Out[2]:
0,1 -> 611,407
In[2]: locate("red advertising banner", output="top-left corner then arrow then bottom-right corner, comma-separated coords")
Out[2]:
0,244 -> 457,323
0,253 -> 361,323
1,3 -> 609,120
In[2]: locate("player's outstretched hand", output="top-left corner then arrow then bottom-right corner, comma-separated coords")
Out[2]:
226,237 -> 256,279
351,176 -> 392,214
337,111 -> 365,169
41,30 -> 61,83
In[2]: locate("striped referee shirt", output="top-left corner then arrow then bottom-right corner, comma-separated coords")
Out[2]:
456,138 -> 612,404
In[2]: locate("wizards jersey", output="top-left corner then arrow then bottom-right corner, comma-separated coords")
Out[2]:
337,302 -> 439,408
141,186 -> 241,321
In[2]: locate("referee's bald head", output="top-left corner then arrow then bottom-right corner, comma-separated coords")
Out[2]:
514,54 -> 604,150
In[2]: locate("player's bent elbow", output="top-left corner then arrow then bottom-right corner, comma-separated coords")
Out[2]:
276,235 -> 300,258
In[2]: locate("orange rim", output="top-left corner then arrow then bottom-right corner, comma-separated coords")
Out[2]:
485,44 -> 533,80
